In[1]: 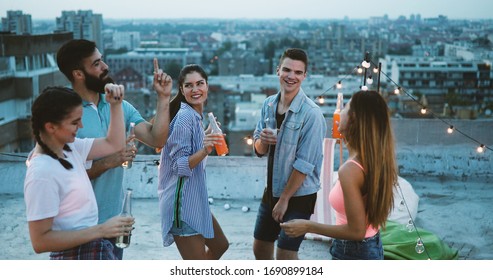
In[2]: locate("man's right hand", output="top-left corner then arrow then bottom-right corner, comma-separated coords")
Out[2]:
113,145 -> 137,168
259,128 -> 278,145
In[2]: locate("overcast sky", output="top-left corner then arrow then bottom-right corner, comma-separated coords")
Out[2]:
1,0 -> 492,20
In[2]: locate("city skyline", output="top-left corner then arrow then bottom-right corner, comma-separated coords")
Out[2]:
1,0 -> 492,20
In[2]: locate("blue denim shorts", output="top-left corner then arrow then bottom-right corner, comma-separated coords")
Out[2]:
253,202 -> 312,252
330,231 -> 384,260
169,221 -> 200,237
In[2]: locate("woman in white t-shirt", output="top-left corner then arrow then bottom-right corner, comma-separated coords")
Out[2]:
24,85 -> 134,260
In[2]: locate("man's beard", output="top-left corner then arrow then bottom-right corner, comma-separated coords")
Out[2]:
82,69 -> 114,93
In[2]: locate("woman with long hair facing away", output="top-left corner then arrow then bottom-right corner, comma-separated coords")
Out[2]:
281,90 -> 398,260
24,85 -> 134,260
158,64 -> 229,259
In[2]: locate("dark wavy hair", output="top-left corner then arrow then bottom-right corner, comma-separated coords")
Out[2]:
169,64 -> 208,121
56,39 -> 97,82
31,87 -> 83,169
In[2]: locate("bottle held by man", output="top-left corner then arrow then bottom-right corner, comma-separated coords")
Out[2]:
264,102 -> 277,140
122,122 -> 135,168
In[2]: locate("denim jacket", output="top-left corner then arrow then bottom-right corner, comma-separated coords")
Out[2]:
253,88 -> 327,197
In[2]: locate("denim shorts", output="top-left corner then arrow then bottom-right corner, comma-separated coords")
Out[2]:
169,221 -> 200,237
330,231 -> 384,260
254,202 -> 312,252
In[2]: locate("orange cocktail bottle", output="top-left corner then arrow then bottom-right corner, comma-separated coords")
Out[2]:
332,93 -> 343,139
214,134 -> 229,156
207,112 -> 229,156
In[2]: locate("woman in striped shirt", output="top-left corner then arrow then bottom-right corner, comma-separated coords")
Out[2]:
157,64 -> 229,260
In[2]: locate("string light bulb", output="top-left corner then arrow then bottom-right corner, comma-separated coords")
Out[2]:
357,66 -> 363,74
336,81 -> 342,89
447,126 -> 454,134
317,96 -> 325,105
420,107 -> 427,115
373,67 -> 379,73
361,51 -> 371,68
394,87 -> 401,95
244,136 -> 253,146
366,76 -> 373,85
406,219 -> 415,232
415,238 -> 425,254
398,200 -> 405,211
477,144 -> 485,153
361,85 -> 368,91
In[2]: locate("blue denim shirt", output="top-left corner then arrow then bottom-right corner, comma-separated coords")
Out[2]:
254,88 -> 327,197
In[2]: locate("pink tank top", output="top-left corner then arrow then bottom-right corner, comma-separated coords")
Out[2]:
328,159 -> 379,238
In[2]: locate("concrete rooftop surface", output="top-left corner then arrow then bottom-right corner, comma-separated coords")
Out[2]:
0,140 -> 492,261
0,177 -> 492,260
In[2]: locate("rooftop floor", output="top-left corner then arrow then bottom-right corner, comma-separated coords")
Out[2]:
1,177 -> 491,260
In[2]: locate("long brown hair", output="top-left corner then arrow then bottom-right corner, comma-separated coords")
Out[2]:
344,90 -> 398,229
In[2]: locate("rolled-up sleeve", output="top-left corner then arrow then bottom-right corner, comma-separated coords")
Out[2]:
293,157 -> 315,175
168,115 -> 193,178
253,100 -> 267,141
253,103 -> 266,157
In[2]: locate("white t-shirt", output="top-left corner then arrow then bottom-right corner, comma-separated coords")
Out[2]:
24,138 -> 97,231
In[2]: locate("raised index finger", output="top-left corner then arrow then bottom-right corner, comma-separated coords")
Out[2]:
153,58 -> 159,73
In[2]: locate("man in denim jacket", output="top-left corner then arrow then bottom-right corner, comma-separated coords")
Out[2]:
252,48 -> 326,260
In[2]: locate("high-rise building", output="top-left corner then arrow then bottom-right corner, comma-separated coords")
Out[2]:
56,10 -> 103,50
1,10 -> 32,35
0,32 -> 73,153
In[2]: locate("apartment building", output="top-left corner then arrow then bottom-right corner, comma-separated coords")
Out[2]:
56,10 -> 103,51
380,55 -> 492,96
1,10 -> 32,35
0,32 -> 72,153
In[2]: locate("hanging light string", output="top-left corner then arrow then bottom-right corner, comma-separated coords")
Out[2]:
0,152 -> 162,166
397,184 -> 432,259
374,59 -> 492,153
317,54 -> 491,154
316,67 -> 360,97
0,152 -> 29,159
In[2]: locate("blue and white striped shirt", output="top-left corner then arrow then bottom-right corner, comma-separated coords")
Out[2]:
157,103 -> 213,246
